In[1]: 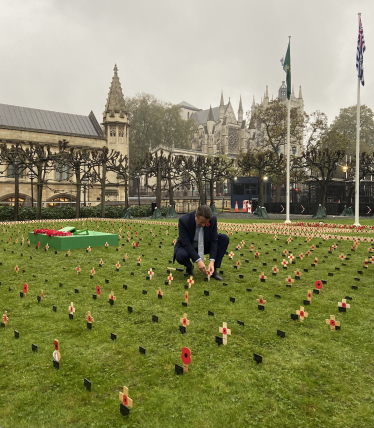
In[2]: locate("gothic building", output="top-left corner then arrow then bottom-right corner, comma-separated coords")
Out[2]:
0,65 -> 129,206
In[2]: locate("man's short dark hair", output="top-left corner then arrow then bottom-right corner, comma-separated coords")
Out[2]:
196,205 -> 213,219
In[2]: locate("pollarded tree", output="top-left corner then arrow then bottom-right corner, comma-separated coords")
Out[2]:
182,155 -> 211,206
303,130 -> 348,207
344,151 -> 374,204
205,156 -> 236,206
237,149 -> 282,206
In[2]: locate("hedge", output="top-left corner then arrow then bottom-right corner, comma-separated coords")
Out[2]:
0,204 -> 170,221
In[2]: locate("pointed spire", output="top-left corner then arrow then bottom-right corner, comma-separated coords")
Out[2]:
207,105 -> 214,122
265,85 -> 269,98
238,95 -> 243,123
238,95 -> 243,112
220,91 -> 224,106
298,86 -> 302,98
105,64 -> 126,113
252,96 -> 255,106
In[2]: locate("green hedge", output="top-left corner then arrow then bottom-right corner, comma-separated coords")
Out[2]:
0,204 -> 170,221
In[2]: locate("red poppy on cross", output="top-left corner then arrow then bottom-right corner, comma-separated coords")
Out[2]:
326,315 -> 340,330
119,386 -> 133,408
296,306 -> 308,322
272,265 -> 279,274
256,295 -> 266,305
187,276 -> 194,288
338,299 -> 350,309
86,311 -> 94,324
219,322 -> 231,345
180,313 -> 190,328
69,302 -> 75,314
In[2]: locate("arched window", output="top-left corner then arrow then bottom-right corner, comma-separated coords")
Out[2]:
110,126 -> 116,137
119,127 -> 124,137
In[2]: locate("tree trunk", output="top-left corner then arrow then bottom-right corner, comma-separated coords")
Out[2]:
156,165 -> 162,208
36,183 -> 43,220
275,176 -> 282,203
320,183 -> 327,208
210,180 -> 214,205
75,166 -> 81,219
198,181 -> 204,206
168,175 -> 174,206
258,175 -> 264,206
347,184 -> 354,205
124,179 -> 129,209
101,163 -> 106,218
14,163 -> 19,222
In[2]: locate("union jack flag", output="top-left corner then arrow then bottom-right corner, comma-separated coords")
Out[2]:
356,16 -> 366,86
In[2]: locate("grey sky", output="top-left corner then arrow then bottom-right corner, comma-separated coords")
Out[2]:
1,0 -> 373,128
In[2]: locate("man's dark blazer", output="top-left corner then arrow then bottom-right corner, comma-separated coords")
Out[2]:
174,211 -> 218,263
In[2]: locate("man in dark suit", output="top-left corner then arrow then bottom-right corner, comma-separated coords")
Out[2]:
173,205 -> 229,281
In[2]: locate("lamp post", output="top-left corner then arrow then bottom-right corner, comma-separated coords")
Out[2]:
263,176 -> 268,204
82,177 -> 88,207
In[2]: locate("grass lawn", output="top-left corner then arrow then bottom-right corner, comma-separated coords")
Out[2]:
0,218 -> 373,428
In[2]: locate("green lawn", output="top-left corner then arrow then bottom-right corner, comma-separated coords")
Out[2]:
0,219 -> 373,428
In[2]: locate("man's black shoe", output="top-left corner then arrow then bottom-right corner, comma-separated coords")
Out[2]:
186,261 -> 194,275
211,270 -> 223,281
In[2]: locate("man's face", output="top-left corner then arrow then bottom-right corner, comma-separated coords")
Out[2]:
195,215 -> 210,227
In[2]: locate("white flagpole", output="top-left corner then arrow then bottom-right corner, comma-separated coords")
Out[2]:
285,36 -> 291,224
354,13 -> 361,226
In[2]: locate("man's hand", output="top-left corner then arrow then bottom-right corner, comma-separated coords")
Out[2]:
208,260 -> 215,274
197,259 -> 208,275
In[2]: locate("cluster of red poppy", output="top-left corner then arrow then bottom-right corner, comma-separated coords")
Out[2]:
294,222 -> 371,230
33,229 -> 72,237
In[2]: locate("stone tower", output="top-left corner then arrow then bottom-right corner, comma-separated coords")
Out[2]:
102,64 -> 129,200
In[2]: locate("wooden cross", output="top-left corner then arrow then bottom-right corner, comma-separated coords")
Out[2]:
219,322 -> 231,345
124,253 -> 128,260
180,313 -> 190,329
294,269 -> 302,277
285,275 -> 294,286
207,270 -> 212,281
364,258 -> 369,268
137,256 -> 142,264
306,250 -> 311,256
69,302 -> 75,314
14,265 -> 19,273
259,272 -> 267,280
86,311 -> 94,324
148,268 -> 154,279
250,245 -> 254,252
338,299 -> 350,309
87,246 -> 91,252
119,386 -> 133,409
105,242 -> 109,248
236,260 -> 241,270
296,306 -> 308,322
307,290 -> 312,302
272,265 -> 279,274
45,243 -> 49,251
116,261 -> 121,270
313,257 -> 318,264
157,287 -> 163,297
76,265 -> 81,274
288,254 -> 294,262
53,339 -> 61,362
41,290 -> 44,301
3,311 -> 8,326
184,291 -> 189,304
236,244 -> 241,250
66,250 -> 71,257
91,267 -> 96,276
187,276 -> 194,288
256,295 -> 266,305
326,315 -> 340,330
299,253 -> 304,260
229,252 -> 234,259
241,240 -> 245,246
283,249 -> 288,255
274,235 -> 277,240
109,291 -> 116,302
282,259 -> 288,267
167,274 -> 173,284
255,251 -> 260,259
339,253 -> 345,260
99,258 -> 104,266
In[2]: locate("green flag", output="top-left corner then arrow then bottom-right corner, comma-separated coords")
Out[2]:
283,41 -> 291,100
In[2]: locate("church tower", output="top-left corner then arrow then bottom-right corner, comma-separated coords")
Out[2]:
102,64 -> 129,200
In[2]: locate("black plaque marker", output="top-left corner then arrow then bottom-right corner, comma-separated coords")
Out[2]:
109,299 -> 114,306
179,325 -> 186,334
351,285 -> 358,290
246,288 -> 252,292
215,336 -> 223,345
32,343 -> 38,352
123,284 -> 128,289
142,290 -> 147,295
127,306 -> 133,313
139,346 -> 146,354
84,378 -> 91,391
111,333 -> 117,340
175,364 -> 184,375
304,268 -> 308,272
253,353 -> 262,363
75,289 -> 79,293
237,320 -> 244,326
53,305 -> 57,312
230,297 -> 235,303
354,277 -> 360,281
152,315 -> 158,323
69,313 -> 74,320
345,296 -> 352,300
277,330 -> 285,338
53,360 -> 60,369
14,330 -> 19,338
290,314 -> 298,320
328,273 -> 333,276
182,302 -> 188,307
313,289 -> 320,295
258,305 -> 265,311
303,300 -> 310,305
204,290 -> 209,296
274,294 -> 281,298
338,306 -> 346,313
120,403 -> 130,415
208,310 -> 214,316
20,292 -> 24,298
105,279 -> 109,283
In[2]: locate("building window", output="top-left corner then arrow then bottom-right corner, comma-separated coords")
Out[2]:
119,127 -> 124,137
7,164 -> 15,178
110,126 -> 116,137
56,163 -> 69,181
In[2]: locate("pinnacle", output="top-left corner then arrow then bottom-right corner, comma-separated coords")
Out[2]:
220,91 -> 224,106
238,95 -> 243,112
207,105 -> 214,122
105,65 -> 126,113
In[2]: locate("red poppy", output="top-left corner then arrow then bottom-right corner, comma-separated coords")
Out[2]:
330,319 -> 335,327
315,280 -> 323,290
342,302 -> 346,308
87,316 -> 92,322
307,293 -> 312,298
206,223 -> 210,227
182,318 -> 187,325
122,395 -> 129,406
299,310 -> 304,317
54,340 -> 59,350
181,347 -> 191,365
259,299 -> 264,304
96,285 -> 101,295
23,283 -> 28,294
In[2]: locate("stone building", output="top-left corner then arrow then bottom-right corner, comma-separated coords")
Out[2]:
0,65 -> 129,207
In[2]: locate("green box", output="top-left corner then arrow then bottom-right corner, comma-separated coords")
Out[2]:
28,230 -> 119,250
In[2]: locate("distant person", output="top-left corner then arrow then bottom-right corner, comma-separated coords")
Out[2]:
173,205 -> 229,281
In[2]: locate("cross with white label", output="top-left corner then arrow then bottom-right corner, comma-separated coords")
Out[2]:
119,386 -> 133,408
69,302 -> 75,314
338,299 -> 350,309
180,313 -> 190,329
187,276 -> 194,288
219,322 -> 231,345
296,306 -> 308,322
86,311 -> 94,324
326,315 -> 340,330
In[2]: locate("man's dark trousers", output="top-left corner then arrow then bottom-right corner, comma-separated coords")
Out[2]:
173,211 -> 229,270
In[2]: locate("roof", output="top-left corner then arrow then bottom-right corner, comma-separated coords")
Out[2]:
0,104 -> 105,139
191,104 -> 227,125
104,64 -> 126,113
178,101 -> 201,111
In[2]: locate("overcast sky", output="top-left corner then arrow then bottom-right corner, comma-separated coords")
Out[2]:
1,0 -> 373,126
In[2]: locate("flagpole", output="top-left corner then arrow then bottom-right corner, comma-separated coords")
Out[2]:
354,13 -> 361,226
285,36 -> 291,224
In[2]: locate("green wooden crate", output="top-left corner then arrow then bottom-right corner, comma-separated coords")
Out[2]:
28,230 -> 119,250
